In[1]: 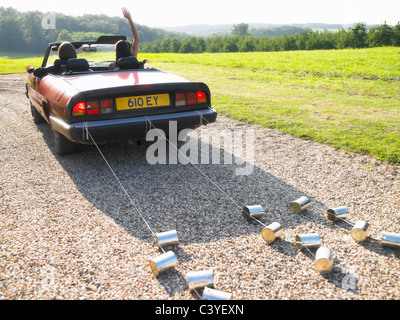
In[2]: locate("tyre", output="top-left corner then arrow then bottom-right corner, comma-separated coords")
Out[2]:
30,102 -> 45,123
53,130 -> 77,155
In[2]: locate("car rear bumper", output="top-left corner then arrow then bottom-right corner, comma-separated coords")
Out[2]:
50,108 -> 218,144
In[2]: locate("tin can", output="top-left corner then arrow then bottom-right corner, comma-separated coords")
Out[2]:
149,251 -> 178,277
380,231 -> 400,248
155,230 -> 179,249
314,247 -> 333,273
202,287 -> 233,300
326,206 -> 350,222
350,220 -> 370,242
187,269 -> 214,290
290,196 -> 311,214
261,222 -> 283,243
295,233 -> 321,250
242,205 -> 265,221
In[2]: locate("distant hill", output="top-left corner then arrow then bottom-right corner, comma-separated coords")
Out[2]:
161,23 -> 353,36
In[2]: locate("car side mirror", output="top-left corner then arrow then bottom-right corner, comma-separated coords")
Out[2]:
26,65 -> 35,74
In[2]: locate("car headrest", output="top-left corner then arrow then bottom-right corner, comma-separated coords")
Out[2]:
117,56 -> 143,70
66,58 -> 90,72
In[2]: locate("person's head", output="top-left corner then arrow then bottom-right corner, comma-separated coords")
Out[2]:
115,40 -> 132,61
58,42 -> 77,60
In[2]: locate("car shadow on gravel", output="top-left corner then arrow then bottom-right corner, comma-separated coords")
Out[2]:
35,122 -> 329,240
34,121 -> 394,294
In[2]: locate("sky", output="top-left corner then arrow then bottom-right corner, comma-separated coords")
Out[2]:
2,0 -> 400,28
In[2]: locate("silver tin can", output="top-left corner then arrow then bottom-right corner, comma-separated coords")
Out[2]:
261,222 -> 283,243
187,269 -> 214,290
149,251 -> 178,277
295,233 -> 321,250
380,231 -> 400,248
155,230 -> 179,249
315,247 -> 333,273
202,287 -> 233,300
290,196 -> 311,214
242,205 -> 265,221
326,206 -> 350,222
350,220 -> 370,242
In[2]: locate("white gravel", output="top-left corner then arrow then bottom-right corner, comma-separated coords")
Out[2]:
0,73 -> 399,300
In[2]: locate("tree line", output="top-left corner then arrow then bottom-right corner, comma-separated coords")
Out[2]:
140,22 -> 400,53
1,7 -> 399,55
0,7 -> 183,54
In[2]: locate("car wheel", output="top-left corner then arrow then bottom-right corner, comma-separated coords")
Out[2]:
30,102 -> 45,123
53,130 -> 76,155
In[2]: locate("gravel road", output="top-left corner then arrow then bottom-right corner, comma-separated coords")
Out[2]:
0,73 -> 399,300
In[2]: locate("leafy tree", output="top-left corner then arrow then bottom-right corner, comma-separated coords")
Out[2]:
179,38 -> 194,53
0,16 -> 25,50
251,26 -> 309,37
206,36 -> 224,53
368,22 -> 393,47
160,38 -> 172,52
170,38 -> 182,53
57,30 -> 71,42
279,35 -> 297,51
20,11 -> 47,53
224,37 -> 239,52
336,28 -> 352,49
231,23 -> 249,36
391,22 -> 400,46
239,37 -> 256,52
295,31 -> 310,50
350,23 -> 367,48
192,37 -> 206,53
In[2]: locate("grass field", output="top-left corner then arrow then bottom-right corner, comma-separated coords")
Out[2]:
2,47 -> 399,164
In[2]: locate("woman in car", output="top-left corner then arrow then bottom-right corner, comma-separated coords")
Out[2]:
109,7 -> 140,70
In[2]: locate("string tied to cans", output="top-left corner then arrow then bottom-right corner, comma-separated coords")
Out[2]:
142,118 -> 236,300
85,125 -> 181,267
242,195 -> 400,275
85,116 -> 400,299
241,204 -> 332,273
85,125 -> 225,299
324,205 -> 400,248
290,196 -> 400,248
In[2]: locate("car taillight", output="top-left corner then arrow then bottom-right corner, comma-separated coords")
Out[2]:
197,91 -> 207,104
87,101 -> 100,115
72,99 -> 114,116
187,92 -> 197,105
72,102 -> 86,116
175,91 -> 208,107
100,99 -> 113,114
175,93 -> 186,107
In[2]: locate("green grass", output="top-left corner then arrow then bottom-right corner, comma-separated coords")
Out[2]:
0,51 -> 116,74
144,48 -> 400,164
145,47 -> 400,81
0,52 -> 43,74
2,48 -> 400,164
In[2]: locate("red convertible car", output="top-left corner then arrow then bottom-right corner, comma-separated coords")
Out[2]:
25,36 -> 217,154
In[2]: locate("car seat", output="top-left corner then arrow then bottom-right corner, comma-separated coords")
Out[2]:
116,56 -> 144,70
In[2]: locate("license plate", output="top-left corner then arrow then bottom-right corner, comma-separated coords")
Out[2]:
116,94 -> 170,111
